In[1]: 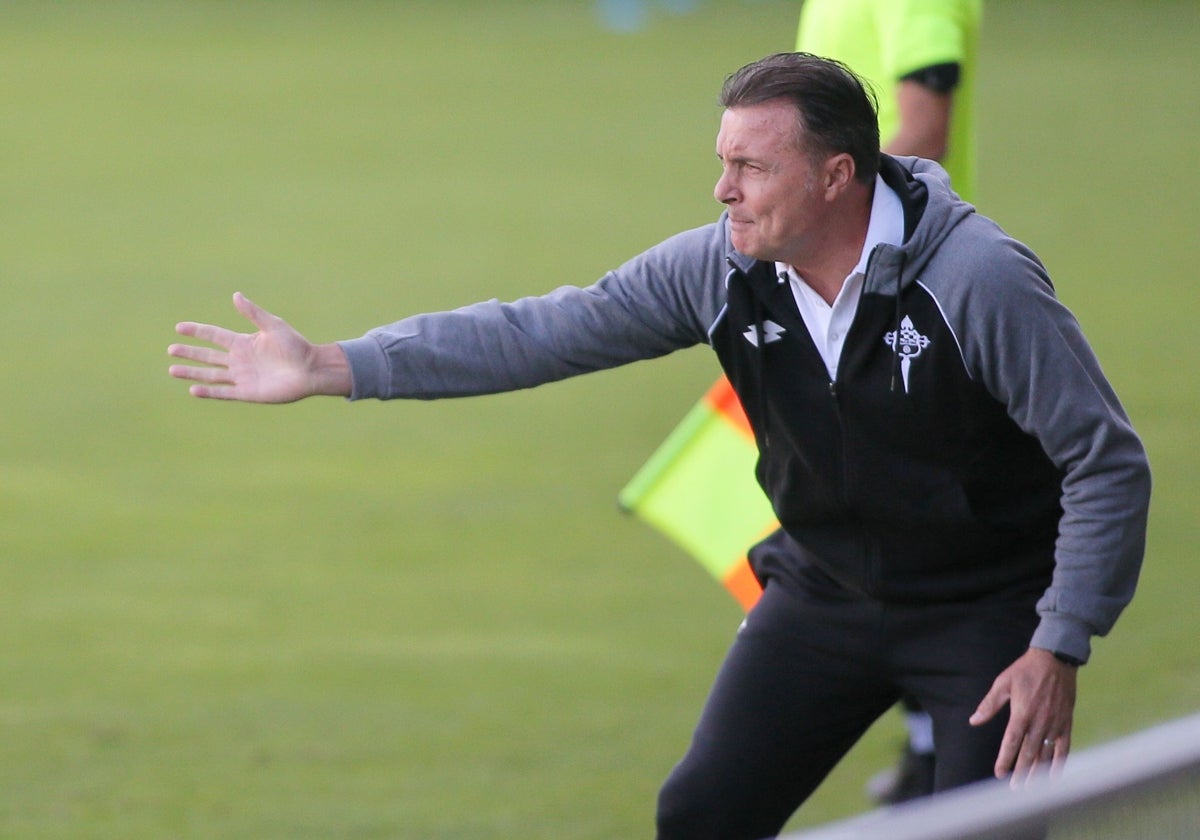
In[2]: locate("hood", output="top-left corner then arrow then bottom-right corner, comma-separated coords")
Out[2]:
864,155 -> 976,296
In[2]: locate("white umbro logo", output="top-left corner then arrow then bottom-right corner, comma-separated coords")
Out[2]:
743,320 -> 786,347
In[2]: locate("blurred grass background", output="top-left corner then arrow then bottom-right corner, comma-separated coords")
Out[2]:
1,1 -> 1196,837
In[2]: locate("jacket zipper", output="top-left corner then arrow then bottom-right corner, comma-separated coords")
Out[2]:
828,380 -> 851,509
828,378 -> 875,594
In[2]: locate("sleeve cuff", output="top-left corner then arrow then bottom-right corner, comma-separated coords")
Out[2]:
336,335 -> 389,401
1030,614 -> 1092,665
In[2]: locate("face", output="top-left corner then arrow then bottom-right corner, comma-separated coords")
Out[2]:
714,100 -> 828,264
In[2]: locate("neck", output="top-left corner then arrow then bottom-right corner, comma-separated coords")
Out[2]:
788,186 -> 872,305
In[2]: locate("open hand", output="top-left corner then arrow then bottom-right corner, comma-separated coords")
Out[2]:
168,292 -> 350,403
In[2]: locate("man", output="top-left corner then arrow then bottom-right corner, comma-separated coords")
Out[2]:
168,53 -> 1150,840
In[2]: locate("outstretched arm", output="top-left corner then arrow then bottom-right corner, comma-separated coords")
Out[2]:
168,292 -> 352,403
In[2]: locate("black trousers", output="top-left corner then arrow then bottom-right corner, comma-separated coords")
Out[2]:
655,571 -> 1041,840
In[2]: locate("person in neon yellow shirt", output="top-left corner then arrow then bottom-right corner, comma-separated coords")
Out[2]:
797,0 -> 981,202
795,0 -> 983,804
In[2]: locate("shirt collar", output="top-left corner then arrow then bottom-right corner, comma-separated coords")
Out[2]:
853,173 -> 906,275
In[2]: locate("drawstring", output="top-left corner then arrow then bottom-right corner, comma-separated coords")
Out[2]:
889,251 -> 907,393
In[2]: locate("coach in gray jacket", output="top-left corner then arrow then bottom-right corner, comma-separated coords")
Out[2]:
169,53 -> 1151,840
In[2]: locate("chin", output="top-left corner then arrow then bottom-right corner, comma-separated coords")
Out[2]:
741,245 -> 775,262
731,234 -> 763,259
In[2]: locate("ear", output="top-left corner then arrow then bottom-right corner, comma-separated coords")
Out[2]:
820,153 -> 857,200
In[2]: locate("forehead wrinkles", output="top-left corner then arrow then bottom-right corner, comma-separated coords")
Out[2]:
719,104 -> 804,160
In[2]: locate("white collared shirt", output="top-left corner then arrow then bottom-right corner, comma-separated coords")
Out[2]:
775,174 -> 905,380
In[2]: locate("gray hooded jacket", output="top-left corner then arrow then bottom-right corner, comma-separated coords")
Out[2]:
339,156 -> 1150,664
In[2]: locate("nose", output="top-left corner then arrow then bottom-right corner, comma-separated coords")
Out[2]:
714,169 -> 737,206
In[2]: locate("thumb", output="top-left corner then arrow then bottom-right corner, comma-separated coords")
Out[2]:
232,291 -> 278,331
970,681 -> 1009,727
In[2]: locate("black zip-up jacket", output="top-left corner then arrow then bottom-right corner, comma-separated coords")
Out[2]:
715,158 -> 1065,605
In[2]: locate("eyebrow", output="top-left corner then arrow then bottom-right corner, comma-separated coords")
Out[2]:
717,152 -> 773,173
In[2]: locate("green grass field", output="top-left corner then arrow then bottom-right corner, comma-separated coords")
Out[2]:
2,1 -> 1197,837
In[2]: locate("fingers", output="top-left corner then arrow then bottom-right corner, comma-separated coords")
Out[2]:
972,687 -> 1039,783
169,360 -> 233,385
1040,730 -> 1070,776
168,294 -> 261,391
174,320 -> 243,350
1049,731 -> 1071,775
990,698 -> 1073,785
992,716 -> 1023,781
168,338 -> 233,389
186,383 -> 242,400
172,293 -> 274,348
168,320 -> 239,392
1006,729 -> 1071,788
970,649 -> 1076,785
167,343 -> 227,368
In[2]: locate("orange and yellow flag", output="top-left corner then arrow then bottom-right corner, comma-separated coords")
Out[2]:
618,377 -> 777,611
